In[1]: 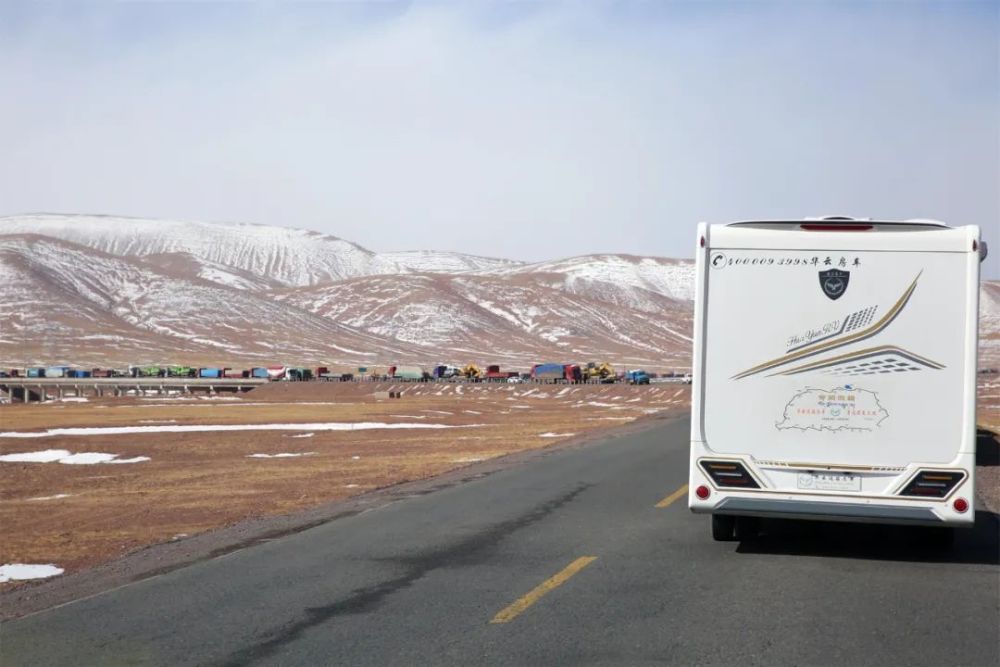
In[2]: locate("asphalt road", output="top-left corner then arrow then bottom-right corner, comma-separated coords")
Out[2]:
3,417 -> 998,666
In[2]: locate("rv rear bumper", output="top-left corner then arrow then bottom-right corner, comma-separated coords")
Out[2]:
711,496 -> 944,525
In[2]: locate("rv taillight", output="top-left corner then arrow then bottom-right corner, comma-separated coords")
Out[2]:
699,460 -> 761,489
695,485 -> 710,500
700,236 -> 705,248
953,497 -> 969,513
898,470 -> 966,498
800,223 -> 874,232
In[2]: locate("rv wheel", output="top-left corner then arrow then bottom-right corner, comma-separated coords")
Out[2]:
734,516 -> 760,541
711,514 -> 736,541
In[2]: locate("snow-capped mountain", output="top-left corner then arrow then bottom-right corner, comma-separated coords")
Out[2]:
276,273 -> 692,366
0,214 -> 518,288
490,254 -> 696,303
0,234 -> 430,366
1,213 -> 995,370
379,250 -> 522,274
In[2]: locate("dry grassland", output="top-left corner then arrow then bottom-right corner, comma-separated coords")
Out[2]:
0,382 -> 690,580
976,375 -> 1000,514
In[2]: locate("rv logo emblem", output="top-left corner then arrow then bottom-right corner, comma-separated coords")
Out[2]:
818,269 -> 850,300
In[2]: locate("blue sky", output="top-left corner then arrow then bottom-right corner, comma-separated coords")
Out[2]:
1,1 -> 997,276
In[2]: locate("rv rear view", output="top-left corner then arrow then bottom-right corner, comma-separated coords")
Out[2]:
688,218 -> 984,541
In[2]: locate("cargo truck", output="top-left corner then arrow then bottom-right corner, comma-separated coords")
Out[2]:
625,369 -> 650,385
689,217 -> 985,541
531,363 -> 566,382
390,365 -> 427,381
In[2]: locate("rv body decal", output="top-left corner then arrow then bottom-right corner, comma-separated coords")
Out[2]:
772,345 -> 944,377
733,272 -> 929,380
775,385 -> 889,432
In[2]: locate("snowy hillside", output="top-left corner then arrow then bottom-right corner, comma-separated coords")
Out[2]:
0,214 -> 516,288
277,273 -> 693,366
492,254 -> 696,303
0,214 -> 398,287
380,250 -> 522,274
0,235 -> 429,366
1,213 -> 995,370
980,281 -> 1000,368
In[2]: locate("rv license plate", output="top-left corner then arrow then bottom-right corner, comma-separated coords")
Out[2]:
797,472 -> 861,492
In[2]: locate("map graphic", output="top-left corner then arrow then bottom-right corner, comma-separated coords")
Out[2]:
775,385 -> 888,432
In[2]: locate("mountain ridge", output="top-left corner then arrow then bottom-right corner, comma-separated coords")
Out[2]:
1,213 -> 995,370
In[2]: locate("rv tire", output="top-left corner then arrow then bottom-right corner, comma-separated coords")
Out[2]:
734,516 -> 760,541
711,514 -> 736,541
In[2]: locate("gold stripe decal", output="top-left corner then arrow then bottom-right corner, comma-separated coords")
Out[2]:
770,345 -> 944,377
733,272 -> 921,380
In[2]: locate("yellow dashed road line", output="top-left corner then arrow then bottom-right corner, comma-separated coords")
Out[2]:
490,556 -> 597,624
655,483 -> 688,508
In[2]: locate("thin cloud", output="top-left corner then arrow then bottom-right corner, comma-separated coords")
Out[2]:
0,2 -> 996,277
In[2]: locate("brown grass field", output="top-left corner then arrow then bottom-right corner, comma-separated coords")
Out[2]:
975,375 -> 1000,514
2,376 -> 997,592
0,382 -> 691,582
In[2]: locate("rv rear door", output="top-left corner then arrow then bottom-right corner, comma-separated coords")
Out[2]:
700,224 -> 978,468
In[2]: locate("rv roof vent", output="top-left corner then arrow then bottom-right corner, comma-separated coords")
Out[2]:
804,215 -> 872,222
800,221 -> 873,232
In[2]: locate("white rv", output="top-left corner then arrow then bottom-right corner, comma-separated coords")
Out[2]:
689,217 -> 985,541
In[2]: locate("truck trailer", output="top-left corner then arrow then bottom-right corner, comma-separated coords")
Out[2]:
689,217 -> 985,541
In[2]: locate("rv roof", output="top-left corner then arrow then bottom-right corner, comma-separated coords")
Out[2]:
726,217 -> 950,229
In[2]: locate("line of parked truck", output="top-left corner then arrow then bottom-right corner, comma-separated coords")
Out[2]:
2,362 -> 691,385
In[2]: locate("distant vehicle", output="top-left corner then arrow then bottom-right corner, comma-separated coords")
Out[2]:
247,367 -> 270,379
26,367 -> 45,378
131,366 -> 165,378
265,366 -> 287,380
45,366 -> 70,378
433,365 -> 459,379
390,365 -> 427,381
531,363 -> 565,382
506,376 -> 523,384
583,362 -> 615,382
92,368 -> 126,378
689,217 -> 985,541
199,368 -> 223,379
485,365 -> 506,381
625,369 -> 650,385
286,367 -> 313,381
168,366 -> 198,378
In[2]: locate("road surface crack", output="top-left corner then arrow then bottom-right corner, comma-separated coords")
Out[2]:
211,482 -> 592,666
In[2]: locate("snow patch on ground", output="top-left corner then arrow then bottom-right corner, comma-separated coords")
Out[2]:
247,452 -> 315,459
0,450 -> 149,464
0,564 -> 64,582
538,432 -> 576,438
286,432 -> 315,438
0,422 -> 472,438
27,493 -> 73,501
